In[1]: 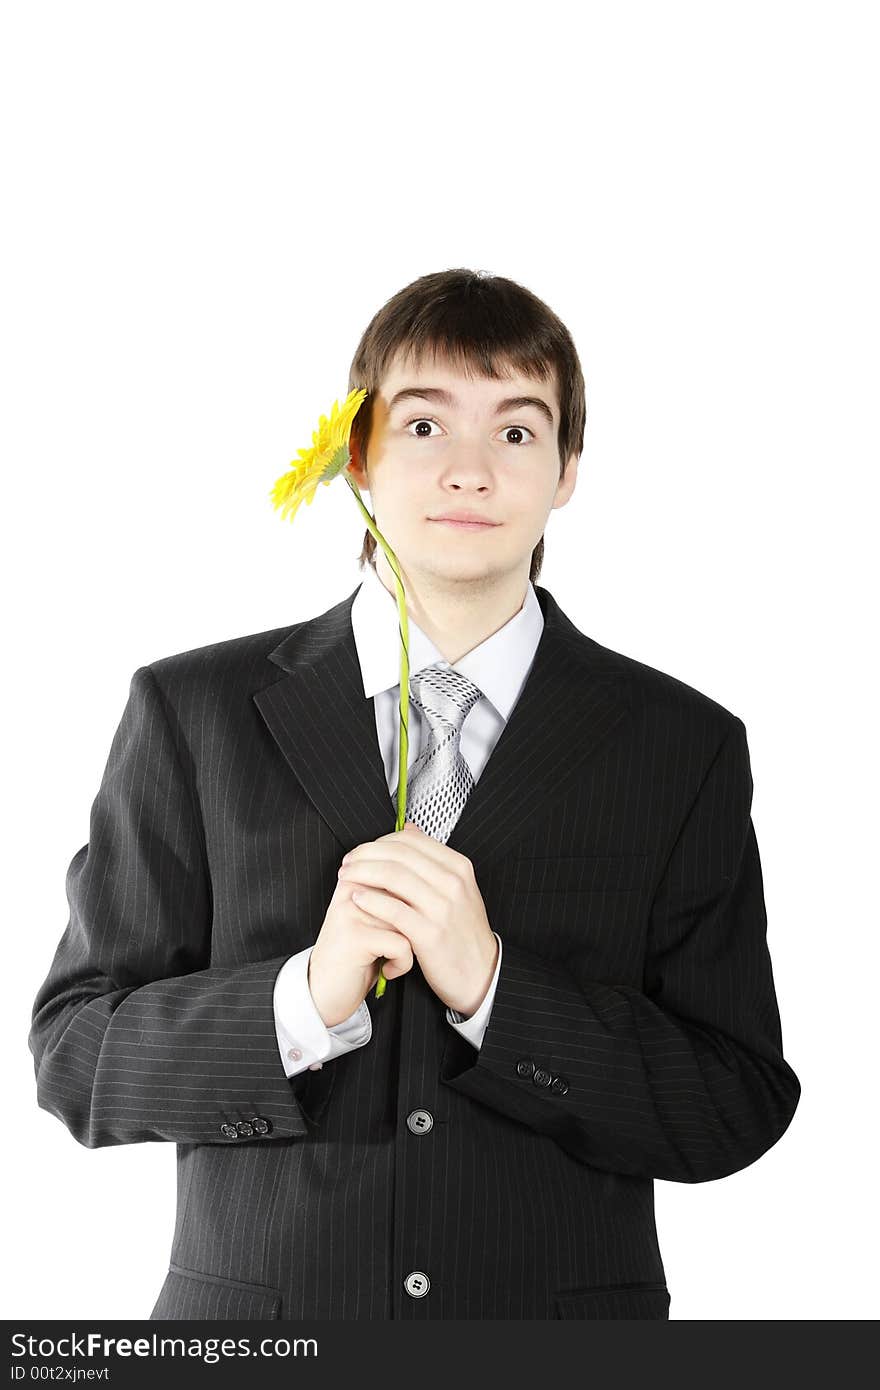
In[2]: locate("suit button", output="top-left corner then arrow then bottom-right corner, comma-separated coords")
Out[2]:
236,1120 -> 254,1137
252,1116 -> 272,1136
550,1075 -> 569,1095
404,1270 -> 431,1299
532,1067 -> 553,1088
515,1058 -> 535,1079
406,1109 -> 434,1135
219,1123 -> 238,1139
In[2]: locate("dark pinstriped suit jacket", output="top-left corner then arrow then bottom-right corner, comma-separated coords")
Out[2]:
29,581 -> 800,1320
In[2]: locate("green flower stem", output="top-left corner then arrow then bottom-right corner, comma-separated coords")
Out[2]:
344,474 -> 410,999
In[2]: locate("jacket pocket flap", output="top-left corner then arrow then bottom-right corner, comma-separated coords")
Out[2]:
509,853 -> 651,894
553,1280 -> 670,1319
150,1263 -> 282,1320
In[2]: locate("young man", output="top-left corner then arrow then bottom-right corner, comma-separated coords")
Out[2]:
29,269 -> 800,1321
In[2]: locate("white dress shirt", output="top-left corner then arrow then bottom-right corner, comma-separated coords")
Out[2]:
273,560 -> 545,1078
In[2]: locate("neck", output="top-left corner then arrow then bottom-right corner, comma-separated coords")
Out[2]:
373,552 -> 529,665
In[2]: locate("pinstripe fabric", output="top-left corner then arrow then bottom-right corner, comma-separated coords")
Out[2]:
28,582 -> 800,1320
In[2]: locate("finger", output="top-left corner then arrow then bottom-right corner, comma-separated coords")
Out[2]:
349,885 -> 422,942
339,858 -> 433,910
342,838 -> 467,893
365,926 -> 414,975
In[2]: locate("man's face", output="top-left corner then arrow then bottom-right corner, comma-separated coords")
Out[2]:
348,348 -> 578,587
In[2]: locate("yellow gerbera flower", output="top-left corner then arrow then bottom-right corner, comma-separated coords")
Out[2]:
269,388 -> 368,523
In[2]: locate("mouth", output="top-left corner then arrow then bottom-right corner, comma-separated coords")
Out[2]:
428,518 -> 501,531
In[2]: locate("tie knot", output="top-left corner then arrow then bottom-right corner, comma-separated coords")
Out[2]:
409,662 -> 483,734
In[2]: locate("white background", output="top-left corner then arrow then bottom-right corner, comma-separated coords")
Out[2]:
2,0 -> 876,1321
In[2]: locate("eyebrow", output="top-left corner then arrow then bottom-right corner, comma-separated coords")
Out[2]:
387,386 -> 555,430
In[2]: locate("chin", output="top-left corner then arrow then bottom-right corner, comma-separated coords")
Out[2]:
429,555 -> 501,583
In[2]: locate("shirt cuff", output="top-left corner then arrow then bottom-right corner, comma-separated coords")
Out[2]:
445,932 -> 502,1051
273,947 -> 372,1078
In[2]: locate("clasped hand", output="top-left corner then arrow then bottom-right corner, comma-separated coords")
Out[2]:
336,821 -> 498,1018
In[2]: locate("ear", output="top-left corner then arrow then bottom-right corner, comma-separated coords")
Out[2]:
552,452 -> 579,507
347,435 -> 369,491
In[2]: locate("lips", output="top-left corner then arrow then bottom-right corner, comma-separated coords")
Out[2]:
429,515 -> 500,528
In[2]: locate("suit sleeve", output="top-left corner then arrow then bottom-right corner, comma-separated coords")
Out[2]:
439,716 -> 801,1182
28,664 -> 317,1148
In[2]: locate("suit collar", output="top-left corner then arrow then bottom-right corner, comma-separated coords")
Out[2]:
351,560 -> 546,724
252,580 -> 634,870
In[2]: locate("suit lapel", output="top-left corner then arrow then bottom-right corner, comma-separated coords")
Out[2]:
252,581 -> 634,871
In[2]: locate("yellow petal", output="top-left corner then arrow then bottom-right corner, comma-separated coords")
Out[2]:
269,388 -> 368,523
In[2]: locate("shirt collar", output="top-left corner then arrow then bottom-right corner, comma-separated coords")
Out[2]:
350,560 -> 545,721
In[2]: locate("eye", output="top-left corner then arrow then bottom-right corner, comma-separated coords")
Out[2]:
403,416 -> 443,437
498,425 -> 535,445
402,416 -> 536,445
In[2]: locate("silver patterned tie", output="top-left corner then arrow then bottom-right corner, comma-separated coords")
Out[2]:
405,662 -> 483,843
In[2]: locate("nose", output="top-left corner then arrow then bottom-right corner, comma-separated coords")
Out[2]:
439,450 -> 496,486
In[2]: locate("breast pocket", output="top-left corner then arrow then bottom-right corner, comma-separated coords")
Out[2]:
497,853 -> 654,979
507,853 -> 652,895
150,1263 -> 282,1320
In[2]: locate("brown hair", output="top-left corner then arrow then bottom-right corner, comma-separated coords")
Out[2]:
347,268 -> 586,584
